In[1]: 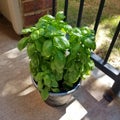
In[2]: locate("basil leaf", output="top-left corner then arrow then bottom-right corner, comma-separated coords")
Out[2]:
51,88 -> 60,92
35,72 -> 44,81
29,61 -> 38,77
30,54 -> 39,68
38,80 -> 43,90
54,50 -> 66,71
41,87 -> 49,100
35,39 -> 42,52
27,43 -> 36,58
51,80 -> 58,87
84,38 -> 96,50
42,14 -> 55,21
56,11 -> 65,20
43,74 -> 51,87
22,27 -> 37,34
30,30 -> 40,40
17,37 -> 28,51
42,40 -> 53,57
53,36 -> 70,50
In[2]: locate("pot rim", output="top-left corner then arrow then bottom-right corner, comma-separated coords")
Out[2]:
32,78 -> 80,96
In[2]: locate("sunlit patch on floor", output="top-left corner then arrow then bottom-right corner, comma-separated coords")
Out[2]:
18,85 -> 36,96
59,100 -> 87,120
0,76 -> 32,97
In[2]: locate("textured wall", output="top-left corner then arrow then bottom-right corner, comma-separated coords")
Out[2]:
21,0 -> 53,27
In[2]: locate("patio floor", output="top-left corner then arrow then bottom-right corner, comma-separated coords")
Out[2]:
0,15 -> 120,120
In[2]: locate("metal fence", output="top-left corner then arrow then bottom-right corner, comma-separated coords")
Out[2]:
52,0 -> 120,102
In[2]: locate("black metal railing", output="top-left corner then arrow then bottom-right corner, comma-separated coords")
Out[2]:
52,0 -> 120,102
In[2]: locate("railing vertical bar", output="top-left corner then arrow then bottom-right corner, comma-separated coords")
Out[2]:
52,0 -> 56,16
112,74 -> 120,95
94,0 -> 105,34
103,21 -> 120,64
64,0 -> 69,21
104,73 -> 120,102
77,0 -> 84,27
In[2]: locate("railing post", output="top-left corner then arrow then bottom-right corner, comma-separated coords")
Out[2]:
94,0 -> 105,34
77,0 -> 84,27
52,0 -> 56,16
64,0 -> 69,21
103,21 -> 120,64
104,73 -> 120,102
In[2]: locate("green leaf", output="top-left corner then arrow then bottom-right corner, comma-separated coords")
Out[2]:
17,37 -> 28,51
41,87 -> 49,100
38,28 -> 45,36
84,38 -> 96,50
42,40 -> 53,57
45,25 -> 57,36
67,43 -> 80,62
22,27 -> 37,34
35,39 -> 42,52
27,43 -> 36,58
80,27 -> 92,35
56,11 -> 65,20
35,72 -> 44,81
50,61 -> 56,71
43,74 -> 51,87
64,81 -> 73,88
29,61 -> 38,77
35,19 -> 47,28
41,64 -> 48,71
68,72 -> 79,83
30,30 -> 40,40
64,62 -> 80,84
54,50 -> 66,71
63,24 -> 72,31
30,54 -> 39,68
51,80 -> 58,87
38,80 -> 43,90
55,72 -> 63,81
42,14 -> 55,21
53,36 -> 70,50
51,88 -> 60,93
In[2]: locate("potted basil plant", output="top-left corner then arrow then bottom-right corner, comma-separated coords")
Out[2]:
18,11 -> 96,106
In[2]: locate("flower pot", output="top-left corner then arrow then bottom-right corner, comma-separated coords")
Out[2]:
32,79 -> 80,107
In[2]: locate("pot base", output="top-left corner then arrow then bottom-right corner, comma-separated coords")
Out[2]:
45,94 -> 73,107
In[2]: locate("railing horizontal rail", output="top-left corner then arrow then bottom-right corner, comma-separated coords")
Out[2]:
91,52 -> 120,82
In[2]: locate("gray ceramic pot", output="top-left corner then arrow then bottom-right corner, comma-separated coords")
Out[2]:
32,79 -> 80,107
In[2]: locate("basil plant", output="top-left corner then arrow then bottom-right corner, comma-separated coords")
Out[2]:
18,11 -> 96,100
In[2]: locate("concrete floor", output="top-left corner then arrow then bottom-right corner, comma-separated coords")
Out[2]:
0,15 -> 120,120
